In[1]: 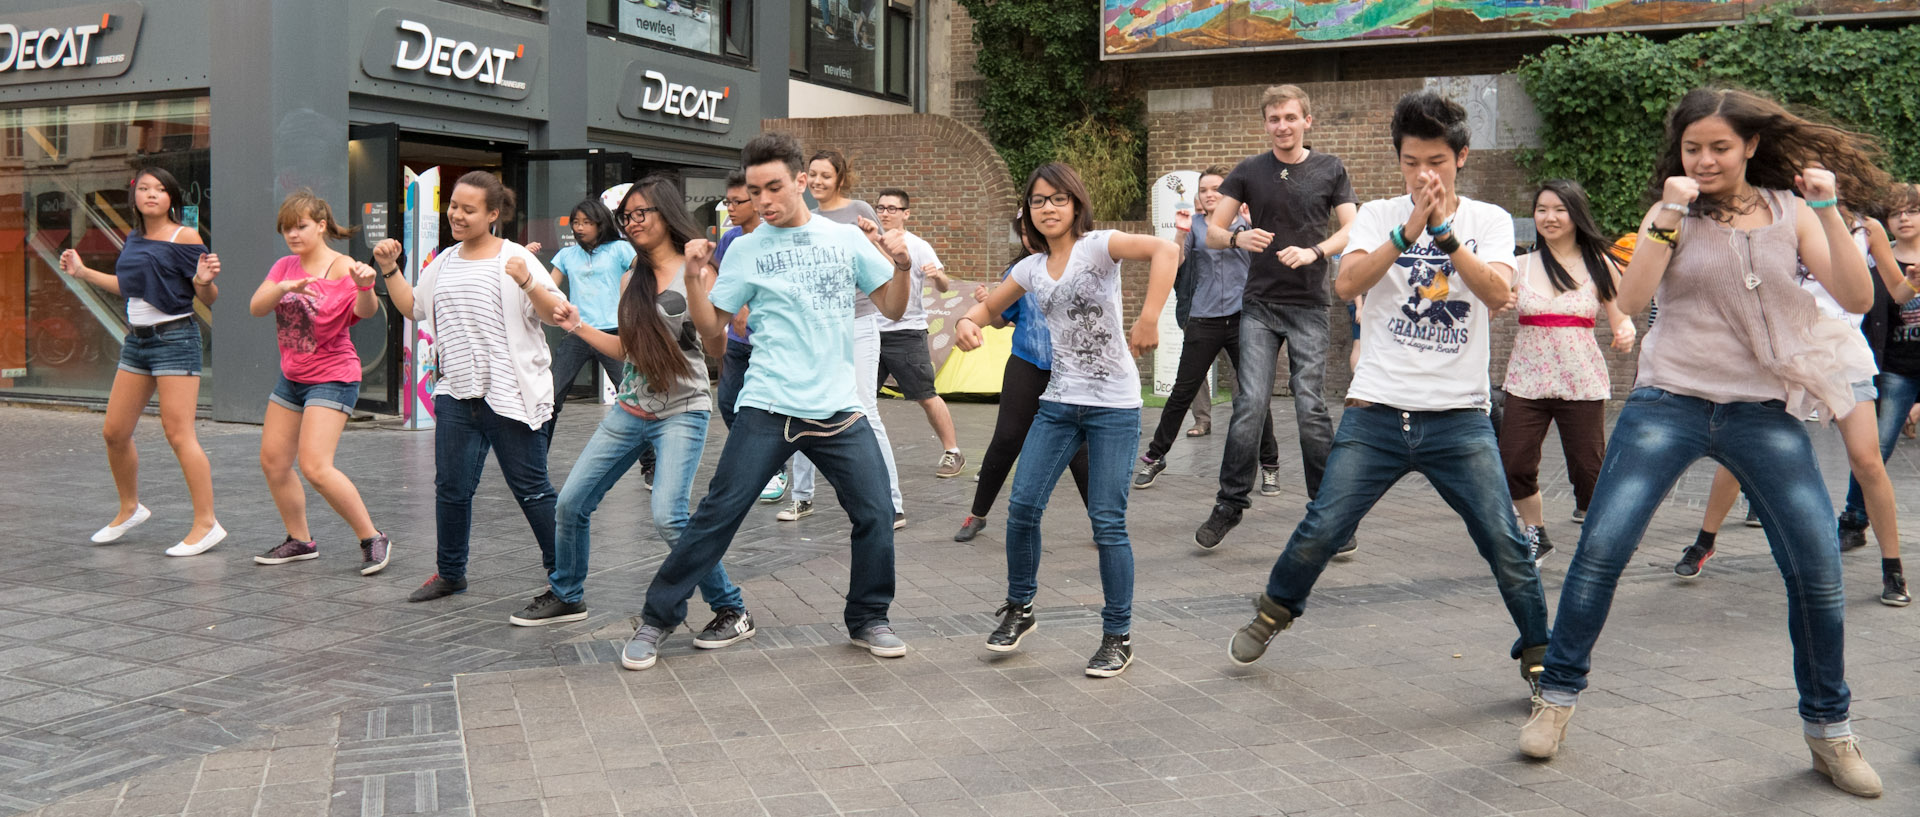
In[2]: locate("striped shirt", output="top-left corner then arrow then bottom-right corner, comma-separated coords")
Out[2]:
432,253 -> 548,426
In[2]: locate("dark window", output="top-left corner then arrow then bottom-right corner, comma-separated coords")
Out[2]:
794,0 -> 914,102
590,0 -> 751,59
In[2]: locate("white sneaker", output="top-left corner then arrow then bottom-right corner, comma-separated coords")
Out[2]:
90,504 -> 152,543
758,473 -> 788,503
164,522 -> 227,557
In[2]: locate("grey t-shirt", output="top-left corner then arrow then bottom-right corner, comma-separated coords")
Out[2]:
613,263 -> 713,419
816,200 -> 883,319
1186,214 -> 1251,319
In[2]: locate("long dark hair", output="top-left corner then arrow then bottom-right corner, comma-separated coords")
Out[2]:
570,197 -> 619,252
1648,88 -> 1891,220
1533,180 -> 1622,302
1017,163 -> 1094,254
616,174 -> 703,392
131,167 -> 186,225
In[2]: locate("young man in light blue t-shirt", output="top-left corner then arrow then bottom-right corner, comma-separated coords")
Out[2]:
624,132 -> 919,671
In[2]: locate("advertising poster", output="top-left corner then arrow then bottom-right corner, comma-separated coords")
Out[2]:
619,0 -> 719,53
402,166 -> 441,430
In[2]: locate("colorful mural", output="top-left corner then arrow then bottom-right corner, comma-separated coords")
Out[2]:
1103,0 -> 1920,58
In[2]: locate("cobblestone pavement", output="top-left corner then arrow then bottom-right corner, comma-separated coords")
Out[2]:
1,398 -> 1916,817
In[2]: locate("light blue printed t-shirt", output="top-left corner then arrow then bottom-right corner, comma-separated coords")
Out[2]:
708,214 -> 896,419
551,240 -> 637,330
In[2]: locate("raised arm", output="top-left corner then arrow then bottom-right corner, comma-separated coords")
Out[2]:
682,240 -> 727,359
1794,168 -> 1871,313
505,254 -> 568,326
862,219 -> 916,321
57,249 -> 121,293
1106,231 -> 1180,357
370,239 -> 415,317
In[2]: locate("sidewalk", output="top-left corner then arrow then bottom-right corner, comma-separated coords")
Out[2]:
0,400 -> 1914,817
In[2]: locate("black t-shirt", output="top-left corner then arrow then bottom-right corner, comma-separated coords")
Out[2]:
1885,281 -> 1920,377
1218,150 -> 1357,307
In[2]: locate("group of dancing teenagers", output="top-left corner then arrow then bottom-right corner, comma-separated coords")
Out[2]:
63,83 -> 1908,796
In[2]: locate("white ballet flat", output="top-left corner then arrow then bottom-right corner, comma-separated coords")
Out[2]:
164,522 -> 227,557
90,504 -> 152,543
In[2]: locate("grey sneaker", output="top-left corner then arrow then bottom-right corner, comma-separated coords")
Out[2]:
935,450 -> 966,479
1228,594 -> 1294,665
775,500 -> 814,521
1570,508 -> 1586,525
692,608 -> 756,649
1133,457 -> 1166,489
850,623 -> 907,658
1260,467 -> 1282,497
621,624 -> 668,670
508,590 -> 587,627
254,536 -> 317,565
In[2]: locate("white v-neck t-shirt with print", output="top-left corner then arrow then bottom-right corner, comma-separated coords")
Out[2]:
1007,230 -> 1141,409
1344,194 -> 1516,412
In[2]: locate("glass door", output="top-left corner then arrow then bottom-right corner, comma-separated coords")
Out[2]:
347,123 -> 403,413
503,149 -> 632,400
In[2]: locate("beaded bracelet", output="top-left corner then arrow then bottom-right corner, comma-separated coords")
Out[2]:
1390,225 -> 1410,252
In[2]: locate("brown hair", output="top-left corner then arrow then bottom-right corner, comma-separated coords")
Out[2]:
616,175 -> 700,392
454,170 -> 517,226
1198,165 -> 1232,183
1018,162 -> 1095,252
1887,182 -> 1920,215
808,149 -> 854,194
1649,88 -> 1892,218
275,189 -> 354,240
1261,85 -> 1311,118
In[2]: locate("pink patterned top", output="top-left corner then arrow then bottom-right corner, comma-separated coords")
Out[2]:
1503,254 -> 1609,402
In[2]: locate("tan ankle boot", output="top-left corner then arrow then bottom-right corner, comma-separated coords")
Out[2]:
1518,698 -> 1573,759
1806,734 -> 1882,797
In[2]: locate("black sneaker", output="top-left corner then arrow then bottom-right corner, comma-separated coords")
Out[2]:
1260,467 -> 1282,497
1570,508 -> 1586,525
1674,543 -> 1714,579
1085,633 -> 1133,678
1519,644 -> 1547,696
508,590 -> 587,626
1526,526 -> 1555,566
1334,535 -> 1359,558
692,608 -> 756,648
359,534 -> 392,576
1228,594 -> 1293,665
407,574 -> 467,602
984,602 -> 1036,652
1744,507 -> 1762,528
1883,573 -> 1911,607
1134,457 -> 1166,489
1195,504 -> 1242,550
954,515 -> 987,542
1839,524 -> 1868,552
642,462 -> 655,492
254,536 -> 317,565
893,512 -> 907,531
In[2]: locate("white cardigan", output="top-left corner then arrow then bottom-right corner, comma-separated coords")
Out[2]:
409,239 -> 568,429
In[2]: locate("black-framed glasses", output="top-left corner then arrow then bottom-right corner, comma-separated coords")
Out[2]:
874,205 -> 907,214
620,207 -> 660,226
724,197 -> 752,207
1028,193 -> 1073,210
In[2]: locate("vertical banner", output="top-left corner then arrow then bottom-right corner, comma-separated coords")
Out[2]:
597,182 -> 633,406
402,166 -> 442,430
1149,171 -> 1198,397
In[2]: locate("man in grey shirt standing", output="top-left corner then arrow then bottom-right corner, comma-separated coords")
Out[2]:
1135,165 -> 1279,491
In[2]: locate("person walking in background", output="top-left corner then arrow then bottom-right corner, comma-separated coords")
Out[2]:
61,168 -> 225,556
871,187 -> 967,478
248,191 -> 393,575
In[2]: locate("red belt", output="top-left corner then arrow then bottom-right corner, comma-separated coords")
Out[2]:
1518,314 -> 1595,328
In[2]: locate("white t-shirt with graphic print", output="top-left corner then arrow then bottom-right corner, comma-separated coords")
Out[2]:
1007,230 -> 1142,409
1344,194 -> 1516,412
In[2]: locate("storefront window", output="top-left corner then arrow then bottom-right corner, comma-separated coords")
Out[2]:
590,0 -> 752,60
0,97 -> 213,404
793,0 -> 914,101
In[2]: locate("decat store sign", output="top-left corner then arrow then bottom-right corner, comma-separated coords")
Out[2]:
0,2 -> 144,87
616,63 -> 734,134
359,8 -> 538,101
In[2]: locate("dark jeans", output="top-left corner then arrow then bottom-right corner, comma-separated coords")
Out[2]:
1263,404 -> 1549,656
1217,300 -> 1333,508
641,407 -> 896,633
1146,313 -> 1277,464
433,395 -> 558,583
1541,389 -> 1850,726
1006,401 -> 1138,634
1498,395 -> 1606,511
717,338 -> 752,429
1842,370 -> 1920,527
970,355 -> 1089,518
550,332 -> 626,418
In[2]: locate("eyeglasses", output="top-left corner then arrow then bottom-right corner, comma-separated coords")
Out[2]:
619,207 -> 660,226
1028,193 -> 1073,210
724,197 -> 752,207
873,205 -> 907,214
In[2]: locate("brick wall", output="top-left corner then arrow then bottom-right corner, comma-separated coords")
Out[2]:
950,2 -> 986,133
761,115 -> 1021,282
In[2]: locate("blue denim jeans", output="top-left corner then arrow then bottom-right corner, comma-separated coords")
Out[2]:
1264,404 -> 1549,655
717,338 -> 752,428
1841,371 -> 1920,527
1217,300 -> 1333,508
1005,401 -> 1139,635
642,406 -> 895,633
1541,388 -> 1851,728
433,395 -> 557,583
550,408 -> 741,609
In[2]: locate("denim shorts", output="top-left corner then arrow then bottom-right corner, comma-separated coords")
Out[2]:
270,376 -> 360,414
117,321 -> 203,377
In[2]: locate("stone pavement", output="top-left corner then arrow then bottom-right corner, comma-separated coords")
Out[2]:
0,398 -> 1916,817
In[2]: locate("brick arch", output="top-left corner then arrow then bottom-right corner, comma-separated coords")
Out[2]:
762,115 -> 1021,280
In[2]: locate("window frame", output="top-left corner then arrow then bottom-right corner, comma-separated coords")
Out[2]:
586,0 -> 755,66
790,0 -> 918,105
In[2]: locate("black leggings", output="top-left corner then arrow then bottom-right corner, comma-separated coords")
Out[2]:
971,355 -> 1090,518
